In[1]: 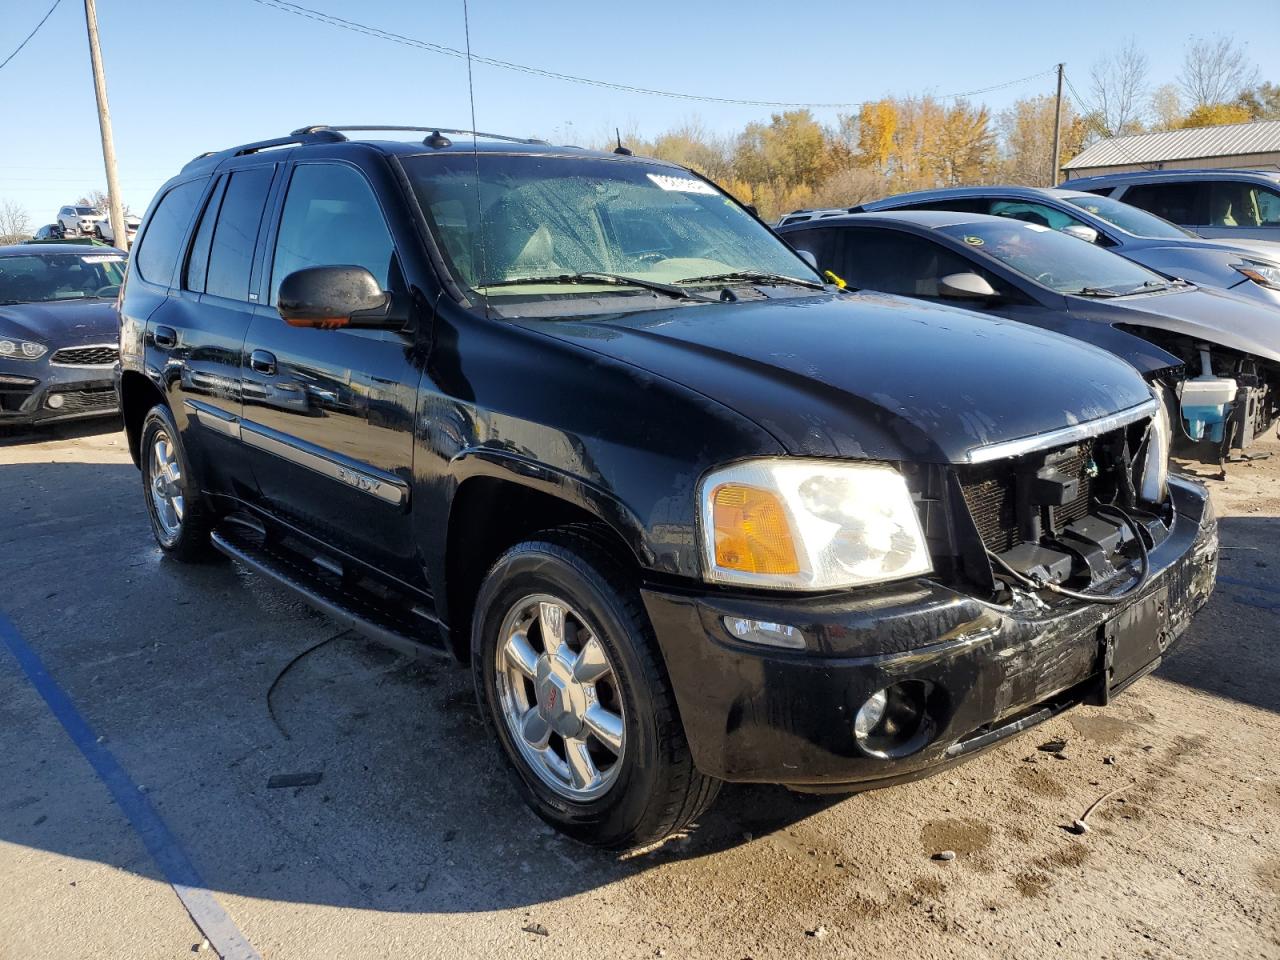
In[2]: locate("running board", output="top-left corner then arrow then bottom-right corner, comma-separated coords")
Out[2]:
210,524 -> 447,662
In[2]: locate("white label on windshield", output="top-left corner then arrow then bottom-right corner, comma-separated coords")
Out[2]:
1023,223 -> 1050,232
82,255 -> 125,263
646,173 -> 718,195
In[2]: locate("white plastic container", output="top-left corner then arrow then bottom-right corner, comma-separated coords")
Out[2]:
1180,376 -> 1238,443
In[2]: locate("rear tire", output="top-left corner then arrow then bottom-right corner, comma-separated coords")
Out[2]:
139,404 -> 217,562
472,526 -> 719,849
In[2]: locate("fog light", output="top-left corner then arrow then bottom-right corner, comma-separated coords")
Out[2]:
723,617 -> 805,650
853,680 -> 935,758
854,689 -> 888,739
46,393 -> 65,409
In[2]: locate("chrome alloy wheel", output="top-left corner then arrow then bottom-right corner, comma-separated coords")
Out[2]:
149,431 -> 185,540
494,594 -> 627,802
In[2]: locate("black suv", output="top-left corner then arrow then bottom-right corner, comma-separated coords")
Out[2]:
118,126 -> 1218,848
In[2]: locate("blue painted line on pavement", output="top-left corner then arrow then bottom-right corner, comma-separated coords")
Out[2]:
0,611 -> 261,960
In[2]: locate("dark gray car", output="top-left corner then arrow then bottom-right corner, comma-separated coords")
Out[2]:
851,185 -> 1280,311
778,210 -> 1280,464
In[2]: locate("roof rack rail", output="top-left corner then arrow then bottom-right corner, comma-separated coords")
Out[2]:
292,124 -> 549,146
181,128 -> 348,172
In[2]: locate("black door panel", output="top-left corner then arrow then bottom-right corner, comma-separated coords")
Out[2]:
240,160 -> 424,585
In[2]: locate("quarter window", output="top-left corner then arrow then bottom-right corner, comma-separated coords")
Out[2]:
270,164 -> 395,304
133,179 -> 206,285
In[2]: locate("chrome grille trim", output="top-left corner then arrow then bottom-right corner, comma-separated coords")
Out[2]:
963,399 -> 1157,465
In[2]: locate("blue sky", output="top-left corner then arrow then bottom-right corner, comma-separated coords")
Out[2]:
1,0 -> 1275,223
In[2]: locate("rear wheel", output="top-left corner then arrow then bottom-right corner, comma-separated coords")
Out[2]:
472,527 -> 719,848
139,405 -> 216,561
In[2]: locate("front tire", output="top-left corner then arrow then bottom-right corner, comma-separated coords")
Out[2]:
472,527 -> 719,849
139,405 -> 216,561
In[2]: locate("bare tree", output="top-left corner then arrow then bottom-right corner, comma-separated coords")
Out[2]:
1149,83 -> 1185,131
0,200 -> 33,244
1179,35 -> 1258,108
1091,38 -> 1150,136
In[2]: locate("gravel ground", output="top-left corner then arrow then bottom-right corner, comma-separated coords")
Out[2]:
1,418 -> 1277,960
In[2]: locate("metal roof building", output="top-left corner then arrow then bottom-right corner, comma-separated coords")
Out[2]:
1063,119 -> 1280,177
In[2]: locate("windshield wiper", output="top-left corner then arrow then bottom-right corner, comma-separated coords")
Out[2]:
675,271 -> 825,290
1120,279 -> 1174,295
1071,286 -> 1123,298
478,272 -> 715,301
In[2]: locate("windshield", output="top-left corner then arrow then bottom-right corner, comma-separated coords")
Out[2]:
0,253 -> 126,304
1065,194 -> 1193,239
939,220 -> 1167,295
75,206 -> 97,216
401,153 -> 820,310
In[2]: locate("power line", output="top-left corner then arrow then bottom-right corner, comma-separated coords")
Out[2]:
247,0 -> 1054,110
1062,69 -> 1154,170
0,0 -> 63,72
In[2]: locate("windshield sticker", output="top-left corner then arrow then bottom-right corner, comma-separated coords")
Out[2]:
963,236 -> 984,246
646,173 -> 719,196
1023,223 -> 1050,232
82,255 -> 125,264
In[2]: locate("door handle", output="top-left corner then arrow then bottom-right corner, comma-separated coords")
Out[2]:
153,325 -> 177,349
249,349 -> 277,376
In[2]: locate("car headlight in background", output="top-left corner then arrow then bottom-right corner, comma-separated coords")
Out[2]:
0,339 -> 47,360
1232,260 -> 1280,290
1139,388 -> 1171,504
699,458 -> 932,590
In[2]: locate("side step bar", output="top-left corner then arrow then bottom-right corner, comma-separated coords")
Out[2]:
211,524 -> 448,663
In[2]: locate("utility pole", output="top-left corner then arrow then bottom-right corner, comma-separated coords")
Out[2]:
83,0 -> 126,249
1050,63 -> 1064,188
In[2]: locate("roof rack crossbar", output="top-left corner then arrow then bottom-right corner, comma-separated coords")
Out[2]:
293,124 -> 549,146
182,129 -> 348,171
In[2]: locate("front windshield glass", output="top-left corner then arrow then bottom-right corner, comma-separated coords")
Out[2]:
939,220 -> 1167,295
401,153 -> 821,308
75,206 -> 97,216
0,253 -> 126,304
1065,194 -> 1193,239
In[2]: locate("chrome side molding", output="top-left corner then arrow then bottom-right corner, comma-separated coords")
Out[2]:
239,419 -> 409,507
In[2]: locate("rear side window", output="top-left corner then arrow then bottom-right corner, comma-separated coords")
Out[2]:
203,167 -> 274,300
1120,182 -> 1207,226
269,163 -> 394,304
1207,181 -> 1280,228
133,179 -> 206,285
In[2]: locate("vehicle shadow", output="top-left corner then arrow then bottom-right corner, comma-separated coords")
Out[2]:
1156,514 -> 1280,715
0,414 -> 123,448
0,459 -> 846,919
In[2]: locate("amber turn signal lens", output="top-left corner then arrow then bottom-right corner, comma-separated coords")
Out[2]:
711,483 -> 799,575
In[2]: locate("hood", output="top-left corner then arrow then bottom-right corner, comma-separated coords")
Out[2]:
522,292 -> 1153,464
1078,285 -> 1280,366
0,299 -> 119,346
1189,237 -> 1280,262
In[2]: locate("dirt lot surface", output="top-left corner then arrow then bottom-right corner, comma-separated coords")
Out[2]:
1,419 -> 1277,960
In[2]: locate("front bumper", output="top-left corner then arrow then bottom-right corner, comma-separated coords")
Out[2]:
643,476 -> 1217,788
0,360 -> 119,426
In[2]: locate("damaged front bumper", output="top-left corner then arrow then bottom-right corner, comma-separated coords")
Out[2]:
643,476 -> 1217,789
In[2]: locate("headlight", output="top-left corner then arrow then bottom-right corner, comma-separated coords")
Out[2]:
0,339 -> 47,360
698,458 -> 932,590
1139,390 -> 1171,504
1233,260 -> 1280,290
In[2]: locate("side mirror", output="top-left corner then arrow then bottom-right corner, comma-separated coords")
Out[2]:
939,272 -> 999,300
1061,224 -> 1100,244
277,265 -> 393,329
796,249 -> 819,270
